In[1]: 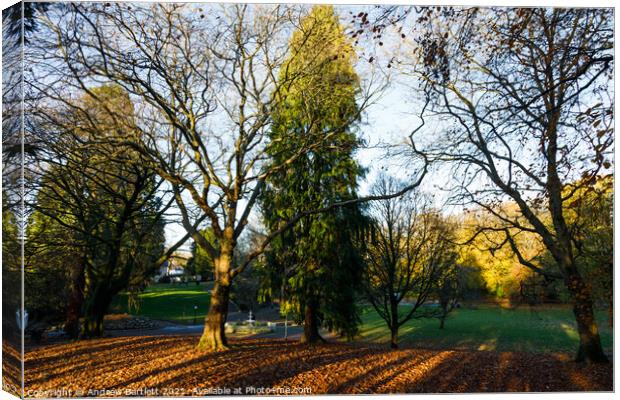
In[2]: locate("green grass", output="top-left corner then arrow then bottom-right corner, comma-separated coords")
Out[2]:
111,284 -> 612,354
110,283 -> 211,324
357,304 -> 613,353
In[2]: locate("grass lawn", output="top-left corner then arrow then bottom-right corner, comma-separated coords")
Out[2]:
110,283 -> 211,324
110,283 -> 612,355
357,304 -> 613,354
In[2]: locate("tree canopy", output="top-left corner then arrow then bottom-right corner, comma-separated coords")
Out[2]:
260,5 -> 367,342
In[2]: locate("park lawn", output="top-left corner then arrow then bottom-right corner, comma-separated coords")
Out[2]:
357,305 -> 613,354
110,283 -> 211,324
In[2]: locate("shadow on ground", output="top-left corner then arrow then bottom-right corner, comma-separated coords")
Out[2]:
23,336 -> 612,396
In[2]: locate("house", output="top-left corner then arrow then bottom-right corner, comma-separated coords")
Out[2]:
156,250 -> 192,280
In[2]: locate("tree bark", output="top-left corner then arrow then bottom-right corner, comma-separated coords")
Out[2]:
81,282 -> 113,338
565,268 -> 608,363
390,327 -> 399,349
64,262 -> 85,339
197,246 -> 233,351
81,295 -> 106,338
82,313 -> 104,338
390,301 -> 399,349
300,302 -> 322,344
197,279 -> 230,350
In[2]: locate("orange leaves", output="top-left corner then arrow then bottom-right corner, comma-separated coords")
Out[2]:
21,336 -> 612,395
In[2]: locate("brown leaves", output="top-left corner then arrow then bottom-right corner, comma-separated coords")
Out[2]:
21,336 -> 612,396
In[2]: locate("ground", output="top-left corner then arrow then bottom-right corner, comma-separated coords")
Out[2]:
21,336 -> 612,396
12,287 -> 610,396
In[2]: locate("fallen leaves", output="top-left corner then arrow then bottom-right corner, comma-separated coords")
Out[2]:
20,336 -> 612,396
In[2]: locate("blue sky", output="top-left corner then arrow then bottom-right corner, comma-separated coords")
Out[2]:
163,5 -> 429,248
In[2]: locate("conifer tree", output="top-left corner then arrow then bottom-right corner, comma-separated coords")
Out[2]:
260,5 -> 367,343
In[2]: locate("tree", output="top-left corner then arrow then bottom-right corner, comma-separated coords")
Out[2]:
24,194 -> 77,333
407,7 -> 613,362
544,175 -> 613,325
2,193 -> 21,341
29,85 -> 168,337
362,176 -> 457,348
32,3 -> 425,350
2,1 -> 27,349
260,5 -> 368,343
570,176 -> 613,327
456,205 -> 546,302
435,263 -> 461,329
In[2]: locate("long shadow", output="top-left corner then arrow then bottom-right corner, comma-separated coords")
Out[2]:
331,351 -> 428,393
104,339 -> 292,390
412,352 -> 483,393
365,351 -> 455,393
406,349 -> 613,393
26,336 -> 191,386
23,336 -> 613,394
388,352 -> 478,393
25,336 -> 149,366
143,340 -> 379,392
218,342 -> 375,389
2,343 -> 22,387
105,353 -> 217,390
2,341 -> 21,367
25,338 -> 179,380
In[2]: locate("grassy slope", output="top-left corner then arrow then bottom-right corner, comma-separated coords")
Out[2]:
110,283 -> 211,324
357,305 -> 613,353
111,284 -> 612,353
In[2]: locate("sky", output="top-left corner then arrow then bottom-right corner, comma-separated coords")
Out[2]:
163,80 -> 427,249
162,6 -> 431,249
41,3 -> 606,251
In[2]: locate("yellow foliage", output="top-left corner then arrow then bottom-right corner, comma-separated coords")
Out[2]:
456,205 -> 545,298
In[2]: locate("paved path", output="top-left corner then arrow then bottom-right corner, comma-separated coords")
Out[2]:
107,321 -> 309,341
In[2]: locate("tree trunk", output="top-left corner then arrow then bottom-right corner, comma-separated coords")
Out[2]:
389,299 -> 399,348
300,302 -> 322,344
197,280 -> 230,351
439,300 -> 449,329
81,302 -> 106,338
390,326 -> 399,349
64,262 -> 85,339
197,242 -> 234,351
82,313 -> 104,338
81,284 -> 111,338
565,269 -> 608,363
605,286 -> 612,328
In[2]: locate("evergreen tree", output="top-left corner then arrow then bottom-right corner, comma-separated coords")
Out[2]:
260,5 -> 367,343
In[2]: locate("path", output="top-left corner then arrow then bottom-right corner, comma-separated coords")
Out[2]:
107,321 -> 318,341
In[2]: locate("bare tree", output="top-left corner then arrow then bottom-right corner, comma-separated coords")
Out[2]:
363,176 -> 457,349
29,3 -> 421,350
405,7 -> 613,363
